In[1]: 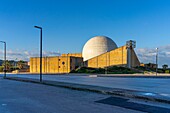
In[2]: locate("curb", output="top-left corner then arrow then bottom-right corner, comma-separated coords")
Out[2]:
5,77 -> 170,104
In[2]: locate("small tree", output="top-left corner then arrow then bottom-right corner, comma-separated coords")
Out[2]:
17,60 -> 25,69
2,60 -> 12,71
162,64 -> 168,70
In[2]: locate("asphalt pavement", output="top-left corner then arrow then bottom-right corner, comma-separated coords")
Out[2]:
0,78 -> 146,113
1,74 -> 170,113
1,74 -> 170,97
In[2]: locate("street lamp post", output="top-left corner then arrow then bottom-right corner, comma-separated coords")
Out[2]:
156,48 -> 158,76
0,41 -> 6,78
67,53 -> 69,73
105,51 -> 108,74
34,26 -> 43,82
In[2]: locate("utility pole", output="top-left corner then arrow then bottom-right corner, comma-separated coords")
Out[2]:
156,48 -> 158,76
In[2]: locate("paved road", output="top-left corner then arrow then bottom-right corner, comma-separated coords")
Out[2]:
0,78 -> 145,113
1,74 -> 170,97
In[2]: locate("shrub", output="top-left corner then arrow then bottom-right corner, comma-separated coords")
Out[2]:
0,66 -> 3,72
165,70 -> 170,73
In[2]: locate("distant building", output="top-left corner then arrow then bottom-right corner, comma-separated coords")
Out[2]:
140,63 -> 157,69
30,36 -> 140,73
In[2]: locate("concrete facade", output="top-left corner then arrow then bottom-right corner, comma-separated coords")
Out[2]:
30,56 -> 83,73
61,53 -> 82,58
85,46 -> 139,68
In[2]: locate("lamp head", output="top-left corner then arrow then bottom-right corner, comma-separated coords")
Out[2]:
0,41 -> 5,43
34,26 -> 42,29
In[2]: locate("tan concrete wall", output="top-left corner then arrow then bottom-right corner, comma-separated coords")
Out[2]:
140,63 -> 145,67
61,53 -> 82,58
30,58 -> 38,73
30,56 -> 83,73
87,46 -> 128,68
70,57 -> 83,70
131,49 -> 140,67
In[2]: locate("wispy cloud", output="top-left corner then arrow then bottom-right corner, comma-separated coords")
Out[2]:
0,49 -> 61,61
135,44 -> 170,67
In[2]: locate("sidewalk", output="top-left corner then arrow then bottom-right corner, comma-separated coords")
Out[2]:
5,76 -> 170,105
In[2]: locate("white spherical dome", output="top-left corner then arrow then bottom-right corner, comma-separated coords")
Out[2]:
82,36 -> 118,61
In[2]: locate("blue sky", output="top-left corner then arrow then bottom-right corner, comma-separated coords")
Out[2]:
0,0 -> 170,67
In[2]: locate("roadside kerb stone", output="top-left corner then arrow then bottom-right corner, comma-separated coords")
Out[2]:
5,77 -> 170,104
